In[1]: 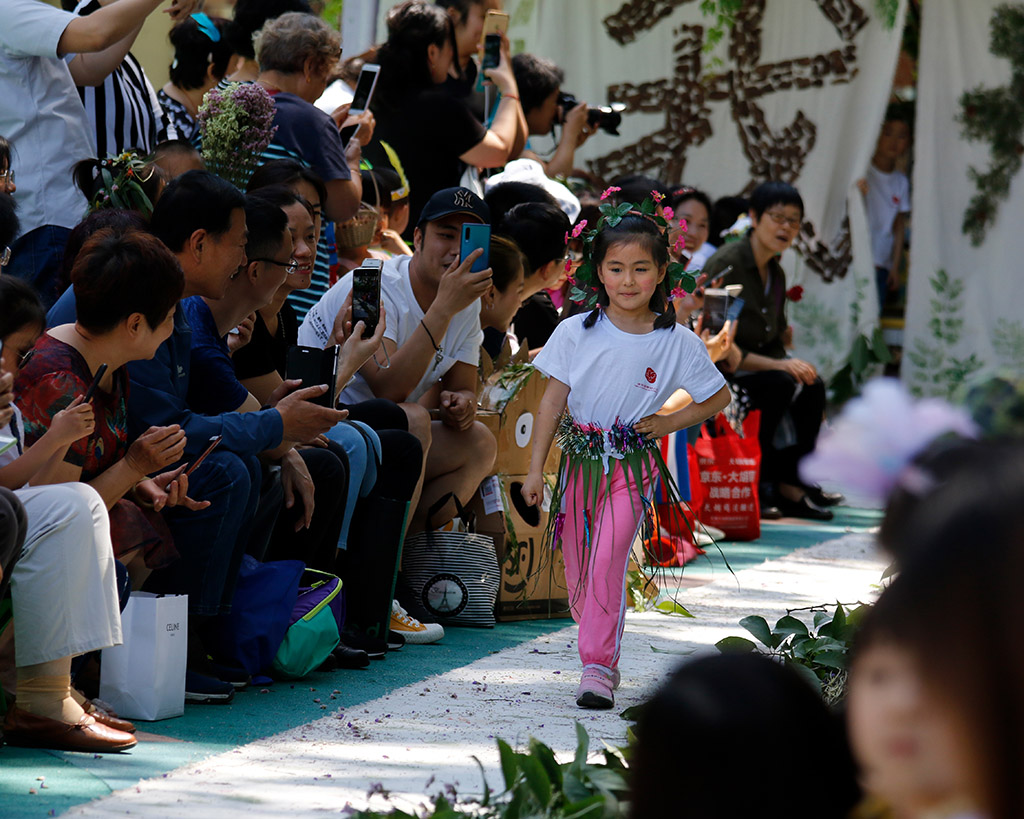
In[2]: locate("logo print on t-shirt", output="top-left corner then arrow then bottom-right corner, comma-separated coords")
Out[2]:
645,367 -> 657,384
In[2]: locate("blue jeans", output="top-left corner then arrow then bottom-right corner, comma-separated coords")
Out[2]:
324,421 -> 379,550
6,225 -> 71,310
145,450 -> 262,616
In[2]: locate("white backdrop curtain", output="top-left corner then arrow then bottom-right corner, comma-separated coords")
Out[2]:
372,0 -> 907,380
904,0 -> 1024,397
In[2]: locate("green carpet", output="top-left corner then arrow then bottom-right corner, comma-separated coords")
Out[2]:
0,619 -> 566,819
0,507 -> 881,817
671,506 -> 881,581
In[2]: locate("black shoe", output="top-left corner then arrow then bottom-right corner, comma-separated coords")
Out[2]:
340,630 -> 387,660
386,630 -> 405,652
185,670 -> 236,704
805,486 -> 845,507
331,643 -> 371,669
778,495 -> 834,521
760,505 -> 783,520
206,660 -> 251,690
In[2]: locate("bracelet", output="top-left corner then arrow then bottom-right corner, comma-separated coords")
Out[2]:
420,318 -> 440,351
502,94 -> 520,102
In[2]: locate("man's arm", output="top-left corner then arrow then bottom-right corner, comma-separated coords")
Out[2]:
57,0 -> 168,57
67,23 -> 142,87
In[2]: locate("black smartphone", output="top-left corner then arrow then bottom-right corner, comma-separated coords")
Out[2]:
185,435 -> 223,476
83,363 -> 108,402
460,223 -> 491,273
351,259 -> 384,339
339,123 -> 361,149
481,33 -> 501,72
286,345 -> 339,408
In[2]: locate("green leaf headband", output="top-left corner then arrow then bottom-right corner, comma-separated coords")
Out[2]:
566,187 -> 697,309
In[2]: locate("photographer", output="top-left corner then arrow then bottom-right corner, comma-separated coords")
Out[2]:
511,53 -> 594,179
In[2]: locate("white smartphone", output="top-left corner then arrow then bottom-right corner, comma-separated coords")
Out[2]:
347,63 -> 380,116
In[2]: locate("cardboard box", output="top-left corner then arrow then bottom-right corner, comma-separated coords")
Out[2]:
473,475 -> 571,621
479,366 -> 560,476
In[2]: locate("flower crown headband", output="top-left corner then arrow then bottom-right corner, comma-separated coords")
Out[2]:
86,151 -> 157,218
566,187 -> 696,309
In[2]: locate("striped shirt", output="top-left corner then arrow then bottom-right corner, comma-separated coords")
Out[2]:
73,0 -> 166,156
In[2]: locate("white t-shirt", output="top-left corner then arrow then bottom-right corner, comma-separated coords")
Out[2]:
533,312 -> 726,429
297,254 -> 483,404
0,405 -> 27,485
864,163 -> 911,269
0,0 -> 95,234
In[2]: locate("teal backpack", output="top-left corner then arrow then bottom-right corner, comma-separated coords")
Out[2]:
271,569 -> 344,679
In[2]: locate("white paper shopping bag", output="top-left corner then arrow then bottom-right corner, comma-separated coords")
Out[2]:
100,592 -> 188,721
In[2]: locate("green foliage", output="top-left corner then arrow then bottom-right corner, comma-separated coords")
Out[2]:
351,724 -> 630,819
716,603 -> 871,704
699,0 -> 743,65
874,0 -> 900,30
908,270 -> 984,398
956,4 -> 1024,246
829,327 -> 893,405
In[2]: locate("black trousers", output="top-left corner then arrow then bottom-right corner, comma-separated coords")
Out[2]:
731,370 -> 825,489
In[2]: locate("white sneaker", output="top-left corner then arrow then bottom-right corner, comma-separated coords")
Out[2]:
697,522 -> 726,541
390,600 -> 444,644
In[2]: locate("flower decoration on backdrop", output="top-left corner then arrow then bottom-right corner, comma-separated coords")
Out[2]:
85,151 -> 158,217
198,82 -> 277,191
786,285 -> 804,302
568,190 -> 698,308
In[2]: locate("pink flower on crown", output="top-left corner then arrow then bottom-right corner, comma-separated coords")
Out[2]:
662,206 -> 674,221
564,258 -> 573,273
564,231 -> 570,243
600,186 -> 621,201
671,286 -> 690,301
651,190 -> 664,203
571,219 -> 587,238
678,218 -> 688,232
673,234 -> 686,253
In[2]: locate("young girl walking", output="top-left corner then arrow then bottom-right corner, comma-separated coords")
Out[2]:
521,194 -> 731,709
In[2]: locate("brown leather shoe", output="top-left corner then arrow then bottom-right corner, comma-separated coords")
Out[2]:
87,702 -> 136,734
2,706 -> 137,752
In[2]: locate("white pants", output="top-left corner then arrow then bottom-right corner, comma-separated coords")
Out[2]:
10,483 -> 122,666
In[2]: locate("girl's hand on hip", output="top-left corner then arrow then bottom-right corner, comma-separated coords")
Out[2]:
635,413 -> 674,441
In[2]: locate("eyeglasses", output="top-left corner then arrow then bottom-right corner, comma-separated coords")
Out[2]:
765,210 -> 802,229
0,169 -> 13,185
564,249 -> 583,264
0,246 -> 9,267
251,257 -> 300,275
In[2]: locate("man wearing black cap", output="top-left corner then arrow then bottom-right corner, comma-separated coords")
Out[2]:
298,186 -> 496,532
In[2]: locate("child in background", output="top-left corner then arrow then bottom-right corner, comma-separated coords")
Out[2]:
521,194 -> 731,709
861,104 -> 912,314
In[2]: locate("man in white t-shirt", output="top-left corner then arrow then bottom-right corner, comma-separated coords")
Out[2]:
0,0 -> 193,308
299,186 -> 496,531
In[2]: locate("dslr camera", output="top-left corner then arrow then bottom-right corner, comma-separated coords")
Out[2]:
556,92 -> 626,136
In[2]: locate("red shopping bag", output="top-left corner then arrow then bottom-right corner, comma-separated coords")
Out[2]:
689,411 -> 762,541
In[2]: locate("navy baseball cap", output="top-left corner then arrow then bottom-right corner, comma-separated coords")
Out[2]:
418,187 -> 490,226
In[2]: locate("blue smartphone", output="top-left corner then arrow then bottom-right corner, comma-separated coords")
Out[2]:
460,223 -> 491,273
725,297 -> 745,323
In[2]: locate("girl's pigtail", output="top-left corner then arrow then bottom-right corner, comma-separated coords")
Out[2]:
654,299 -> 677,330
582,286 -> 609,329
583,307 -> 600,329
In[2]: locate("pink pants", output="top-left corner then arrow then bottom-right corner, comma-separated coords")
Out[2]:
560,461 -> 654,672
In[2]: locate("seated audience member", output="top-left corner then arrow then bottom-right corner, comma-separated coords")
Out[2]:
0,192 -> 19,258
254,12 -> 367,319
366,166 -> 414,258
158,13 -> 233,142
0,278 -> 136,752
18,230 -> 208,590
667,186 -> 712,270
702,181 -> 838,521
148,139 -> 205,180
610,174 -> 669,206
0,0 -> 184,307
700,193 -> 750,268
235,185 -> 433,648
511,53 -> 594,178
331,169 -> 391,281
630,654 -> 860,818
65,0 -> 166,156
376,147 -> 413,241
298,186 -> 497,532
47,171 -> 345,700
368,1 -> 522,235
222,0 -> 313,85
495,201 -> 570,350
484,180 -> 559,223
73,154 -> 166,217
1,135 -> 16,196
480,235 -> 526,362
847,440 -> 1024,819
